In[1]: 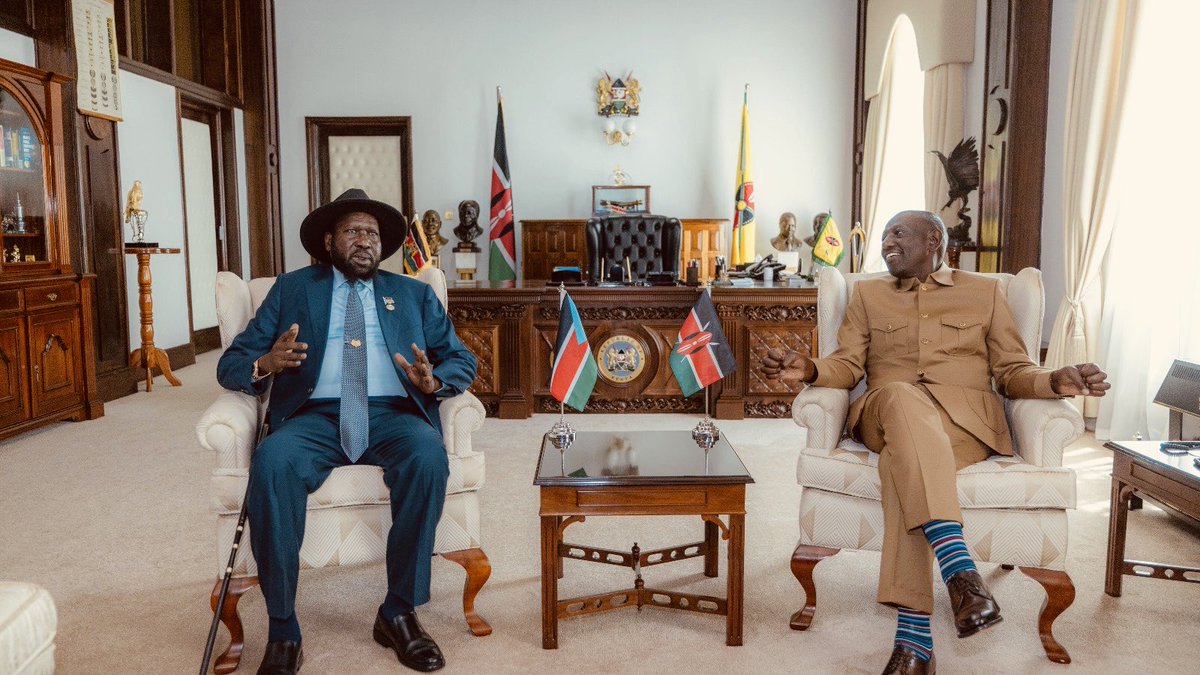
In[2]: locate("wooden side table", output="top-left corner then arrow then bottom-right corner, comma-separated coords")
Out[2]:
1103,440 -> 1200,596
124,246 -> 183,391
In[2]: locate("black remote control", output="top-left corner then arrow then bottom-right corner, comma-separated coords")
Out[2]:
1161,441 -> 1200,454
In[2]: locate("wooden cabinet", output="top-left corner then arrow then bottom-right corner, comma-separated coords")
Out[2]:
0,57 -> 102,440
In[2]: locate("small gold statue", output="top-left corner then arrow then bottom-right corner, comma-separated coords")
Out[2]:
124,180 -> 148,243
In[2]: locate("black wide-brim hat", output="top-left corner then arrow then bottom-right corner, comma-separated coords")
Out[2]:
300,188 -> 408,264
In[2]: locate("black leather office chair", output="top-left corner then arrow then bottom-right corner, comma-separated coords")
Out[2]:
585,214 -> 682,284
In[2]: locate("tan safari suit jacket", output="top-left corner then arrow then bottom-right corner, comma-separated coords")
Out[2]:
811,265 -> 1057,455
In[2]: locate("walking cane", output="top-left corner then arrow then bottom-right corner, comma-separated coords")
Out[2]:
200,404 -> 269,674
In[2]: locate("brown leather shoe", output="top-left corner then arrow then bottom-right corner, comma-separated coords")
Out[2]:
881,645 -> 935,674
257,639 -> 303,674
373,611 -> 445,672
946,570 -> 1003,637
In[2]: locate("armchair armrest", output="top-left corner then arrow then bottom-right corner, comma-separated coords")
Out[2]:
1005,397 -> 1084,468
791,386 -> 850,451
196,389 -> 261,470
439,391 -> 486,459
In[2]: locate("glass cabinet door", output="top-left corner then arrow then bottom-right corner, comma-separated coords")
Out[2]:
0,83 -> 49,269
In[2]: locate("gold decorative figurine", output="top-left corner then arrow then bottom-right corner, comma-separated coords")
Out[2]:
124,180 -> 149,244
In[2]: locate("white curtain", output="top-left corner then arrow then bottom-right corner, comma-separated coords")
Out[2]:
1044,0 -> 1139,420
860,95 -> 891,271
922,63 -> 965,229
861,17 -> 924,272
1094,1 -> 1200,439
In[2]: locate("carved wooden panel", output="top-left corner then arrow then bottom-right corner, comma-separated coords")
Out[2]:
28,308 -> 82,418
459,326 -> 499,395
746,328 -> 814,394
0,316 -> 27,428
522,219 -> 587,281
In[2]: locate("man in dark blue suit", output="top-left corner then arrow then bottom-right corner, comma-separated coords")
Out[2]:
218,189 -> 476,674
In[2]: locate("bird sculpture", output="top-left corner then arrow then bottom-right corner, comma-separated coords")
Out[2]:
930,137 -> 980,243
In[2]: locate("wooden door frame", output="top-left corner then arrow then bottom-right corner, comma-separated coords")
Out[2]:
179,94 -> 240,353
304,115 -> 414,221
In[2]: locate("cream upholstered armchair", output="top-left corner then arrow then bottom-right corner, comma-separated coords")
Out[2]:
195,266 -> 490,672
789,266 -> 1083,664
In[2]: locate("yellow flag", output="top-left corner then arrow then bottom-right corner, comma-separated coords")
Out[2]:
811,213 -> 845,268
730,86 -> 755,266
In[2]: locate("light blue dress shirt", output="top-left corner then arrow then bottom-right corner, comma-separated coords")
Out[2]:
311,268 -> 407,399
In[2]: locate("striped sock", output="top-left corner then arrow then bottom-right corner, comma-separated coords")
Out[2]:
922,519 -> 977,584
895,607 -> 933,660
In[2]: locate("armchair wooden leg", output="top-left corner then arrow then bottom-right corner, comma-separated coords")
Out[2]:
789,544 -> 840,631
208,576 -> 258,674
442,548 -> 493,636
1019,567 -> 1075,664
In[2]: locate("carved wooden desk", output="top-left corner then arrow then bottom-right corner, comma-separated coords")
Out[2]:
123,246 -> 182,391
1103,440 -> 1200,596
535,430 -> 753,649
447,281 -> 817,419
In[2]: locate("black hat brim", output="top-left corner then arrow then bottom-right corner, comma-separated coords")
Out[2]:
300,197 -> 408,264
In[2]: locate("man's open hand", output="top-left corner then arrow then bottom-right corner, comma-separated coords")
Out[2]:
1050,362 -> 1111,397
394,343 -> 441,394
257,324 -> 306,375
762,347 -> 815,384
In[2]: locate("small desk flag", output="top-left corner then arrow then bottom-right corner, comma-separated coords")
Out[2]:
550,289 -> 597,411
401,215 -> 432,274
811,212 -> 845,268
670,289 -> 736,397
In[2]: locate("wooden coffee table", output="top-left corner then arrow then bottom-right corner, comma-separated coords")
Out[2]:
1103,440 -> 1200,596
535,429 -> 753,649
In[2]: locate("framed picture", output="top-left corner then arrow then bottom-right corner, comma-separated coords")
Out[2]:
592,185 -> 651,215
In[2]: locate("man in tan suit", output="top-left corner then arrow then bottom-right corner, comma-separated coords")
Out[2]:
763,210 -> 1109,675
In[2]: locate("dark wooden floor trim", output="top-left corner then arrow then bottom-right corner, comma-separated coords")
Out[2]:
194,326 -> 222,354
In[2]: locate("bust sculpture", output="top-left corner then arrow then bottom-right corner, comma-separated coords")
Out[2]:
770,212 -> 803,252
453,199 -> 482,243
422,209 -> 448,252
803,212 -> 830,249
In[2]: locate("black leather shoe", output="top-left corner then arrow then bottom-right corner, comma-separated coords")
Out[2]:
946,570 -> 1003,637
881,645 -> 935,674
257,639 -> 303,674
373,611 -> 445,672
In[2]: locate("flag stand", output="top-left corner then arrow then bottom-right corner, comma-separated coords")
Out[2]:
691,385 -> 720,452
549,401 -> 575,476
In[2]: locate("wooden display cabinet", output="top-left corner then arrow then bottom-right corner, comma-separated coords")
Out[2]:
0,57 -> 102,439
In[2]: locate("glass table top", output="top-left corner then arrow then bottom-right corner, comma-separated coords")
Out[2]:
1105,440 -> 1200,481
534,429 -> 753,487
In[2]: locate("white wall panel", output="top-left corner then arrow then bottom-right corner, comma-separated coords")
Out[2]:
275,0 -> 858,276
116,71 -> 190,350
0,28 -> 34,66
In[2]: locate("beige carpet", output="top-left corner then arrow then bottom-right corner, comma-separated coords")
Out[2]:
0,350 -> 1197,674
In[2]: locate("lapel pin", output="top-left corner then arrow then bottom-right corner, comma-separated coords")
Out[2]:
383,296 -> 396,311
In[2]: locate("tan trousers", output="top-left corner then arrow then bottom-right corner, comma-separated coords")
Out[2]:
856,382 -> 991,613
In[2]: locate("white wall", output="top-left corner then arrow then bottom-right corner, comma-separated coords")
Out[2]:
116,71 -> 191,349
0,27 -> 34,66
275,0 -> 857,275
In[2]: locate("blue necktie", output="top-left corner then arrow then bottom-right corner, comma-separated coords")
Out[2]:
340,282 -> 368,461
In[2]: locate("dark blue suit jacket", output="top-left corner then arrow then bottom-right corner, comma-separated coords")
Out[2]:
216,265 -> 477,434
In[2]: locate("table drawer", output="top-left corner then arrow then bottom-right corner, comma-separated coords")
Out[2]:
25,282 -> 78,310
0,289 -> 22,313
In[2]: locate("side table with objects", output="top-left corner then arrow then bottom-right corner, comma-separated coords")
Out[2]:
535,429 -> 753,649
1103,440 -> 1200,596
